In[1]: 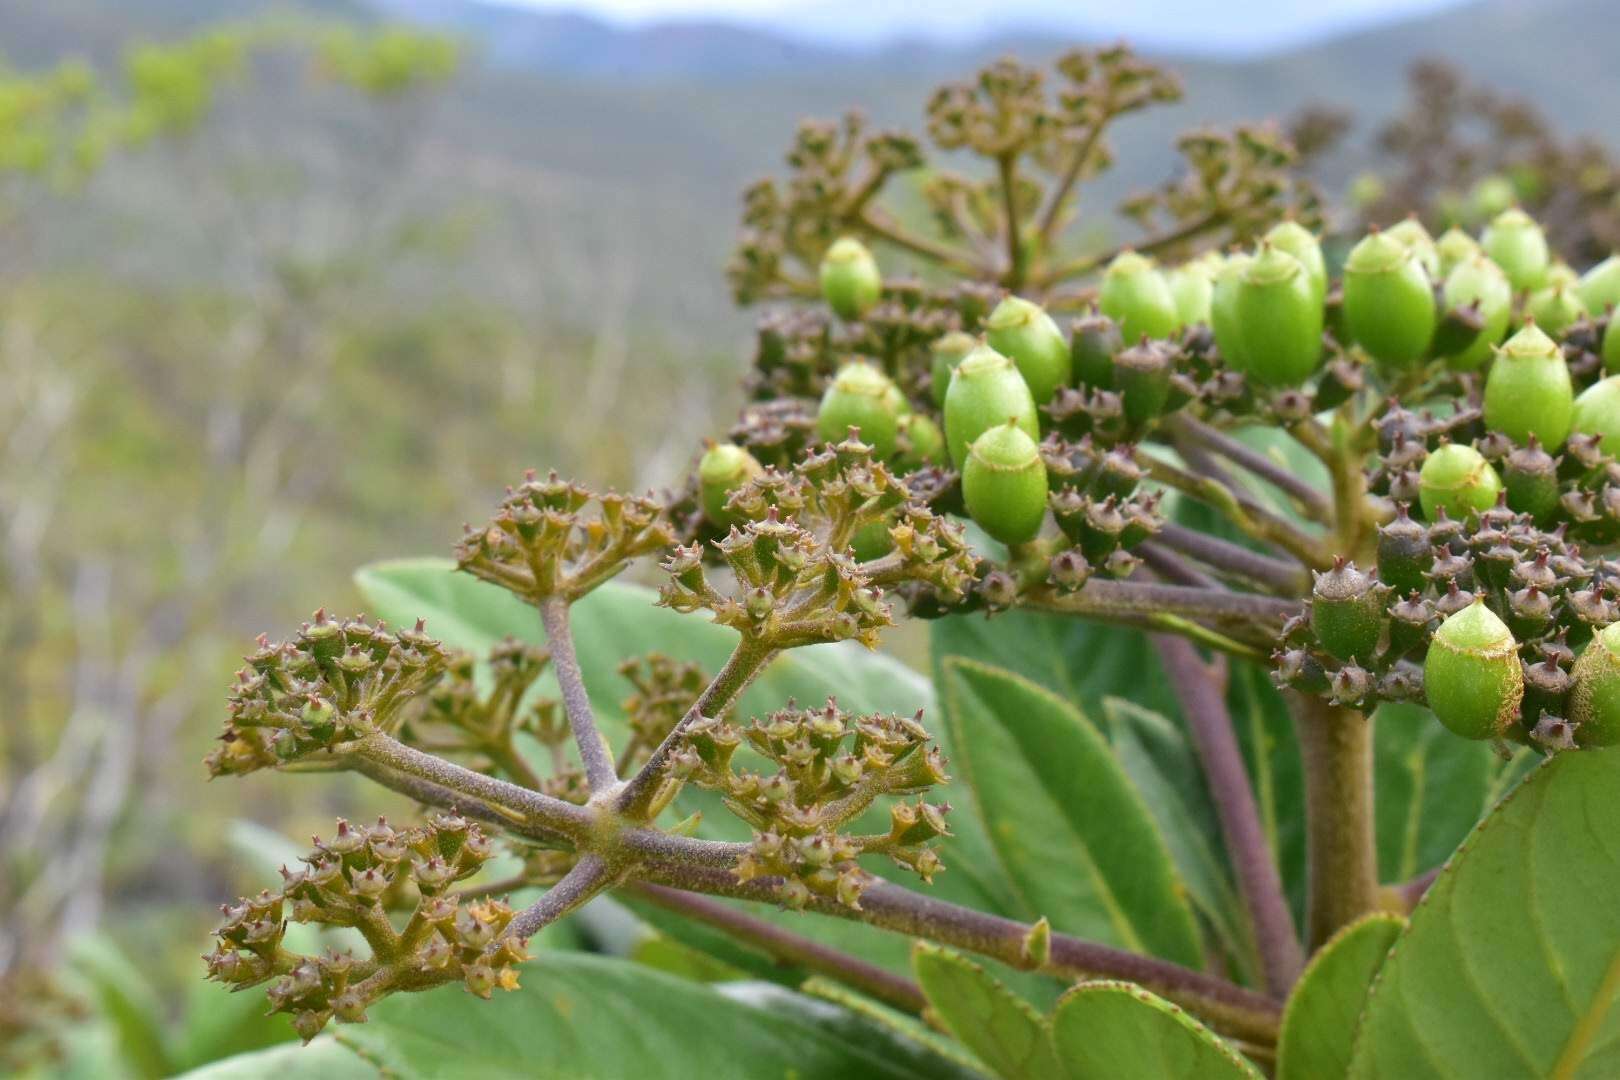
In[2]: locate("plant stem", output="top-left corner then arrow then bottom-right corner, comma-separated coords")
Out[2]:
997,152 -> 1023,288
1288,692 -> 1380,949
1154,637 -> 1303,995
1137,542 -> 1221,589
1025,579 -> 1301,634
858,211 -> 982,278
539,596 -> 619,795
1032,118 -> 1108,249
628,882 -> 928,1014
1139,450 -> 1329,569
507,855 -> 616,940
1167,415 -> 1333,524
1038,210 -> 1225,286
1154,523 -> 1311,595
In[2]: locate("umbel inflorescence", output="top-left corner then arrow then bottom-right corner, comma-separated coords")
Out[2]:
206,45 -> 1620,1056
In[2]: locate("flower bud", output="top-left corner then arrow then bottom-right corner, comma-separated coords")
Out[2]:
1571,375 -> 1620,454
699,443 -> 763,527
1166,259 -> 1215,327
1099,251 -> 1179,342
1480,208 -> 1549,291
1386,216 -> 1441,280
1439,256 -> 1512,371
895,412 -> 945,470
1209,252 -> 1252,372
1436,227 -> 1482,277
1265,220 -> 1327,307
986,296 -> 1072,405
818,361 -> 904,459
1342,230 -> 1436,370
1578,254 -> 1620,315
930,331 -> 977,408
1070,313 -> 1122,390
1223,244 -> 1324,387
962,421 -> 1048,545
1570,621 -> 1620,748
943,344 -> 1038,469
1483,322 -> 1573,448
1525,283 -> 1588,339
1424,599 -> 1524,740
1418,442 -> 1502,522
819,237 -> 882,321
1377,503 -> 1433,597
1311,558 -> 1385,663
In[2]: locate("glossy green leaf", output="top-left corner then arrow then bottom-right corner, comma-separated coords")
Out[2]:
801,976 -> 993,1079
1372,703 -> 1496,882
940,658 -> 1202,966
1349,750 -> 1620,1079
171,1039 -> 372,1079
912,943 -> 1062,1080
1276,912 -> 1404,1080
1051,980 -> 1262,1080
337,952 -> 964,1078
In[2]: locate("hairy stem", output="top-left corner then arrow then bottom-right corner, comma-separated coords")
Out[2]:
539,596 -> 619,795
1155,637 -> 1302,995
1025,579 -> 1301,634
1154,523 -> 1311,595
507,855 -> 616,940
628,882 -> 928,1014
1288,692 -> 1380,948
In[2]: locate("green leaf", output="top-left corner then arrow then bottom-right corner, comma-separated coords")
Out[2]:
940,658 -> 1202,967
1276,912 -> 1404,1080
172,978 -> 297,1073
1372,703 -> 1497,883
800,976 -> 994,1079
1050,980 -> 1262,1080
337,951 -> 972,1078
172,1039 -> 373,1079
1349,750 -> 1620,1079
912,942 -> 1062,1080
64,935 -> 174,1080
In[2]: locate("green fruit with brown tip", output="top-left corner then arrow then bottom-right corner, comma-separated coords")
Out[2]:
1343,230 -> 1436,369
1570,621 -> 1620,747
1524,283 -> 1587,339
942,344 -> 1038,469
1209,252 -> 1253,372
1222,244 -> 1323,387
1436,226 -> 1482,276
1483,322 -> 1573,448
1265,220 -> 1327,306
1165,261 -> 1215,326
1571,374 -> 1620,453
895,411 -> 945,470
1439,256 -> 1513,370
930,331 -> 977,408
817,361 -> 903,458
1386,216 -> 1441,279
819,236 -> 882,321
1070,312 -> 1122,390
699,442 -> 762,527
1424,599 -> 1524,740
1480,207 -> 1549,291
1578,254 -> 1620,314
1311,558 -> 1385,663
986,295 -> 1071,405
1098,251 -> 1179,343
962,420 -> 1048,545
1418,442 -> 1502,522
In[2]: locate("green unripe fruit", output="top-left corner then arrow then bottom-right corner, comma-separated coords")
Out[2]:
943,344 -> 1039,470
986,296 -> 1072,405
930,331 -> 977,409
1436,227 -> 1482,277
1166,261 -> 1215,327
1070,313 -> 1122,390
1113,339 -> 1175,429
1264,220 -> 1327,306
1311,559 -> 1385,663
1424,599 -> 1524,740
1221,244 -> 1323,387
1376,503 -> 1433,597
1570,621 -> 1620,748
850,520 -> 895,562
1483,322 -> 1573,448
819,237 -> 882,321
1480,208 -> 1549,291
1439,256 -> 1513,370
1571,374 -> 1620,453
818,361 -> 903,458
962,421 -> 1048,545
1604,315 -> 1620,375
1544,261 -> 1578,290
1524,284 -> 1587,339
1210,253 -> 1253,372
895,412 -> 945,470
1343,230 -> 1436,369
698,442 -> 763,527
1502,440 -> 1561,523
1098,251 -> 1179,343
1386,216 -> 1441,279
1578,254 -> 1620,314
1418,442 -> 1502,522
1468,174 -> 1517,222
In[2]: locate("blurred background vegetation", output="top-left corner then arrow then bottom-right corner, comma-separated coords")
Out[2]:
1,0 -> 1616,1073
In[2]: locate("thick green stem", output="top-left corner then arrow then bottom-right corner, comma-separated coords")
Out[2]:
1288,693 -> 1380,949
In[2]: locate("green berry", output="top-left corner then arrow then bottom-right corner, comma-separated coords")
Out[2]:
1439,256 -> 1513,371
1311,559 -> 1385,663
1166,260 -> 1215,327
1113,340 -> 1174,429
1210,252 -> 1253,372
1544,261 -> 1579,290
818,361 -> 903,458
930,331 -> 977,409
1570,621 -> 1620,748
1265,221 -> 1327,307
1098,251 -> 1179,343
1524,284 -> 1588,339
850,520 -> 895,562
1468,175 -> 1517,222
1480,208 -> 1549,291
962,421 -> 1048,545
1603,315 -> 1620,375
1343,230 -> 1436,370
895,412 -> 945,470
1376,503 -> 1433,597
1418,442 -> 1502,522
1386,216 -> 1441,280
699,443 -> 762,527
1571,374 -> 1620,453
1483,322 -> 1573,448
942,344 -> 1038,470
1502,440 -> 1561,523
1578,254 -> 1620,314
986,296 -> 1072,405
1424,599 -> 1524,740
1220,244 -> 1323,387
819,237 -> 882,321
1436,226 -> 1482,277
1070,312 -> 1122,390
